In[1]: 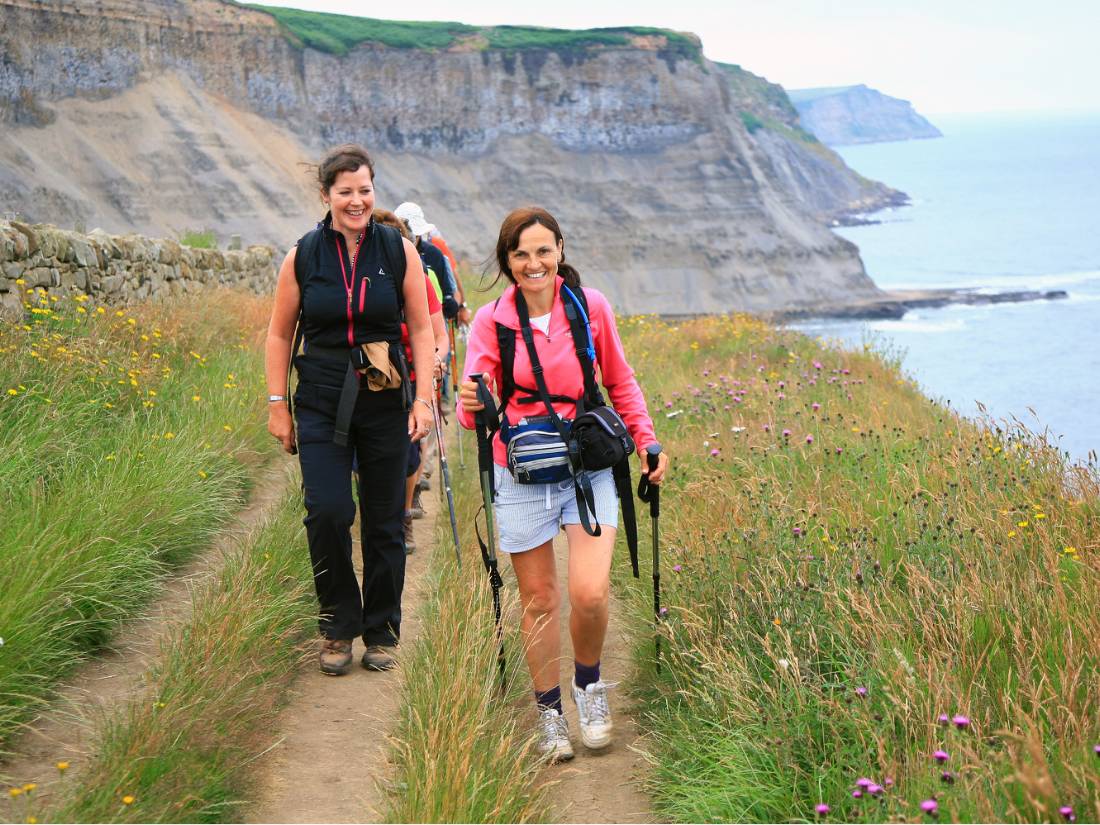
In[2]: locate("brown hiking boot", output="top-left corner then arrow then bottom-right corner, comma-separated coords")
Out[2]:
319,638 -> 353,676
403,513 -> 416,554
361,644 -> 398,671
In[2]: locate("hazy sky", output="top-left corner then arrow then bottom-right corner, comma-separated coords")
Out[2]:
255,0 -> 1098,115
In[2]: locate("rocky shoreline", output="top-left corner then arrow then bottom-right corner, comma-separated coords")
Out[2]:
773,287 -> 1069,322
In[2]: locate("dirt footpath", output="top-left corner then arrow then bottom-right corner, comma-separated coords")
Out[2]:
245,479 -> 435,824
539,536 -> 655,824
0,456 -> 297,809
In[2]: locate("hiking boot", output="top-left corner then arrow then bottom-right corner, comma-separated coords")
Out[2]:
403,514 -> 416,554
571,679 -> 615,749
536,708 -> 574,762
417,476 -> 431,492
361,644 -> 398,671
318,638 -> 353,676
410,489 -> 425,519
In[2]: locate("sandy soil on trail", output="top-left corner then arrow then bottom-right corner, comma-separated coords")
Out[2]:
0,455 -> 298,808
245,468 -> 436,824
537,538 -> 655,824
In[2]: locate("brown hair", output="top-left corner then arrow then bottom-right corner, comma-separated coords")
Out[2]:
493,206 -> 581,290
373,208 -> 411,240
316,143 -> 375,193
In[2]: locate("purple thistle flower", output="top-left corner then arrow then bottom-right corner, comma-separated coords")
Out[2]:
855,686 -> 868,697
672,564 -> 682,573
659,606 -> 668,615
940,771 -> 955,784
710,448 -> 720,457
851,790 -> 863,799
664,401 -> 672,408
815,803 -> 830,816
793,527 -> 802,536
1094,744 -> 1100,757
812,402 -> 821,411
813,361 -> 823,370
952,714 -> 970,729
782,428 -> 791,437
883,777 -> 894,787
920,799 -> 938,815
763,424 -> 771,432
867,784 -> 884,796
938,714 -> 950,726
1059,806 -> 1075,822
855,777 -> 873,789
806,434 -> 814,444
933,750 -> 949,763
835,447 -> 843,455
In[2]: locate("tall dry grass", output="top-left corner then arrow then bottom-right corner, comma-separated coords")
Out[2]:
612,313 -> 1099,822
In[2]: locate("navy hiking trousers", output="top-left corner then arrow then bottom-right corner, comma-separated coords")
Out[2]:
294,378 -> 409,647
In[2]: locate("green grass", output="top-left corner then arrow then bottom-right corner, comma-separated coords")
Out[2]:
33,484 -> 313,823
178,229 -> 218,249
609,313 -> 1100,822
0,288 -> 277,751
248,3 -> 701,59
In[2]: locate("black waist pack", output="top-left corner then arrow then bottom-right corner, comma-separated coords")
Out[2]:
573,405 -> 635,471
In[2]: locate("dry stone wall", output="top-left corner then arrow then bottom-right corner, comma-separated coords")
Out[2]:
0,221 -> 276,316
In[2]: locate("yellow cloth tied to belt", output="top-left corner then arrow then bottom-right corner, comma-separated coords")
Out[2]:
359,341 -> 403,391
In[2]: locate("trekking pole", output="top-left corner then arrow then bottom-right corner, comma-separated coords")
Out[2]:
472,374 -> 506,679
449,321 -> 465,468
638,444 -> 663,673
432,378 -> 462,569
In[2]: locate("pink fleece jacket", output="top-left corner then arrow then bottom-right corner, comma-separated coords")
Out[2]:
457,278 -> 657,467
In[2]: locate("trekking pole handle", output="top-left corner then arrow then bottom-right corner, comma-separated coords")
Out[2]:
640,443 -> 662,518
470,374 -> 499,423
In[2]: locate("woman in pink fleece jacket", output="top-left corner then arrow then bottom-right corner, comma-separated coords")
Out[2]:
458,206 -> 669,762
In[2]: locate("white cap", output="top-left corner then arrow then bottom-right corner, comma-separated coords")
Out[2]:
394,201 -> 435,238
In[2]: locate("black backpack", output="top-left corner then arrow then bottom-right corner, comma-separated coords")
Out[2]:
494,285 -> 641,578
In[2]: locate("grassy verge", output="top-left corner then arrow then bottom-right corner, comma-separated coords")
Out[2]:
382,423 -> 548,823
25,484 -> 313,823
0,288 -> 276,749
611,313 -> 1099,822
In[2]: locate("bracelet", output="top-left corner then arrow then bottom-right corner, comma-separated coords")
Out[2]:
414,397 -> 433,410
267,394 -> 286,403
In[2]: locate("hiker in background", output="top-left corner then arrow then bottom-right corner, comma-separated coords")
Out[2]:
374,208 -> 450,551
264,144 -> 434,676
458,207 -> 669,761
394,201 -> 470,327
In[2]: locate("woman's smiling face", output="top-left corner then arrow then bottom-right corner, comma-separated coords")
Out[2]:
507,223 -> 563,298
324,165 -> 375,236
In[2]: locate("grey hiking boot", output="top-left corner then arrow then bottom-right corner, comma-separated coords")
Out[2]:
318,638 -> 353,676
410,489 -> 425,519
361,644 -> 397,671
403,513 -> 416,554
417,475 -> 431,492
536,708 -> 574,762
571,679 -> 616,749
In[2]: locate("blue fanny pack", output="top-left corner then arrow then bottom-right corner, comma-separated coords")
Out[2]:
501,415 -> 573,485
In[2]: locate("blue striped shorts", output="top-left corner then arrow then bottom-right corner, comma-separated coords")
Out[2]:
492,464 -> 619,554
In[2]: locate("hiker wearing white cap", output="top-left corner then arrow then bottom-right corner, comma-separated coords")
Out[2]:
395,202 -> 470,327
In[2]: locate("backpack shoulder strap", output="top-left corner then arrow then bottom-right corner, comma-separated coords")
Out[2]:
293,226 -> 324,291
495,298 -> 516,414
375,222 -> 407,310
560,284 -> 605,411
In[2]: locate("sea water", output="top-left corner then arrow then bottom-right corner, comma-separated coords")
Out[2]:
794,112 -> 1100,462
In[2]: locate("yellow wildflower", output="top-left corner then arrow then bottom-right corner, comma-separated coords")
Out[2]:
22,783 -> 35,792
164,432 -> 175,440
1017,521 -> 1029,528
1008,530 -> 1016,538
223,425 -> 232,432
198,470 -> 207,479
9,788 -> 22,798
121,795 -> 135,805
1063,546 -> 1078,556
1034,513 -> 1045,520
772,617 -> 781,626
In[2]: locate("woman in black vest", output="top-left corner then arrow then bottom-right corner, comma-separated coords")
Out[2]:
264,144 -> 434,675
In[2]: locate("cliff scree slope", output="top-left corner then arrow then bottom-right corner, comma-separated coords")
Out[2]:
0,0 -> 897,314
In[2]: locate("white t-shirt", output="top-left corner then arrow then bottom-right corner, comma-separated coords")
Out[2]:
529,313 -> 551,337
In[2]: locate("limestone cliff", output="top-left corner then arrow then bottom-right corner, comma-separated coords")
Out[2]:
788,85 -> 943,146
0,0 -> 891,314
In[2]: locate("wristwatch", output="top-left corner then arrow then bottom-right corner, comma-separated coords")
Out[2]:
267,394 -> 286,403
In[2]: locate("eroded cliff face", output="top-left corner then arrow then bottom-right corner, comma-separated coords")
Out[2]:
788,85 -> 943,146
0,0 -> 886,314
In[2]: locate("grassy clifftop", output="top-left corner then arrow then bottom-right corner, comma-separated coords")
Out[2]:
247,3 -> 701,58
